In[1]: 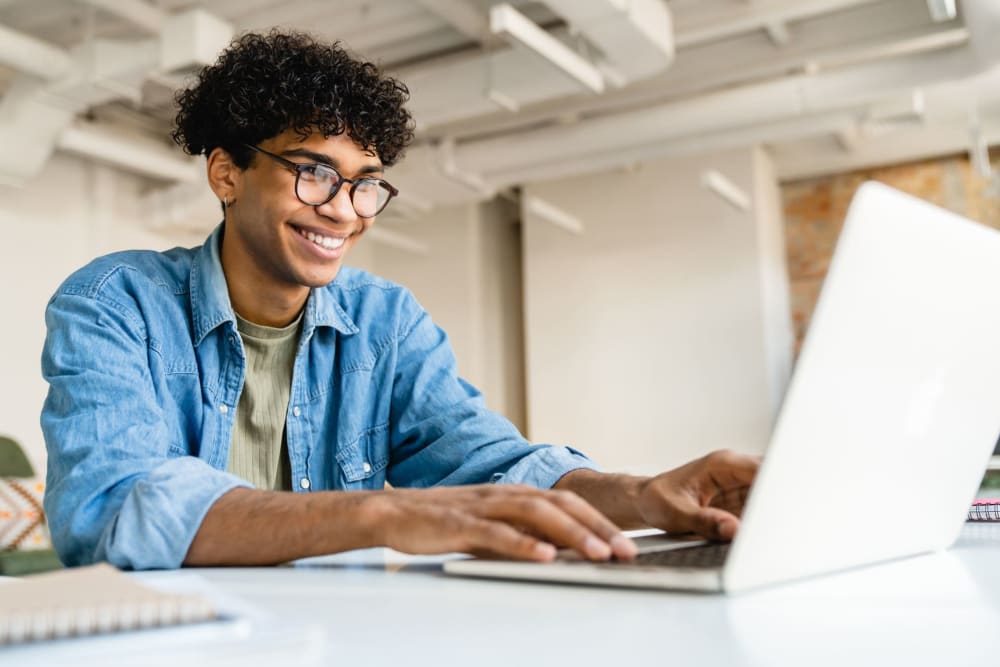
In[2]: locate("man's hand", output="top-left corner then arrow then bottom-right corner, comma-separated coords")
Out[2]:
555,449 -> 760,543
633,450 -> 759,541
369,485 -> 638,562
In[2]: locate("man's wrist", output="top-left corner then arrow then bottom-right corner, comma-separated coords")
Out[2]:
346,490 -> 394,550
554,469 -> 650,529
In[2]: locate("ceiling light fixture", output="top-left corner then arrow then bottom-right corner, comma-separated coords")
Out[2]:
927,0 -> 958,22
524,195 -> 586,234
701,170 -> 752,212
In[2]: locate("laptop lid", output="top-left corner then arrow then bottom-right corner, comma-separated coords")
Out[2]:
723,181 -> 1000,592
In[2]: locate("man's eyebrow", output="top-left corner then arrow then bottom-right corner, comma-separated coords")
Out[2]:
280,148 -> 383,175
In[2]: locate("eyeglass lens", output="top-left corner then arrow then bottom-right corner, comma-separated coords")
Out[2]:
296,165 -> 392,217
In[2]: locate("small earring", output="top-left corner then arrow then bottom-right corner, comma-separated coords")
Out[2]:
223,195 -> 229,210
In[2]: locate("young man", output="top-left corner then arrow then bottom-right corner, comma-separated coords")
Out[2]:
41,31 -> 758,570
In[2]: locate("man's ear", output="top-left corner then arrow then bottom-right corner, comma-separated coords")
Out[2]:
206,147 -> 241,204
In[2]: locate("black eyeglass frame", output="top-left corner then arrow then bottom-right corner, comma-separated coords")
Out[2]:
243,143 -> 399,217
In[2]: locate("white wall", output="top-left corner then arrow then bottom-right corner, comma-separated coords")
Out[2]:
0,155 -> 198,471
522,148 -> 792,474
371,200 -> 526,430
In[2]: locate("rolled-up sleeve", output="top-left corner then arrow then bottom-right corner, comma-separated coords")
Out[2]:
385,292 -> 599,489
41,290 -> 249,569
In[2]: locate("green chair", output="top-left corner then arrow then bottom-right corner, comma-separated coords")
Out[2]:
0,435 -> 35,477
0,435 -> 62,574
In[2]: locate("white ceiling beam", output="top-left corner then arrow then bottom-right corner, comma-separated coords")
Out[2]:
416,0 -> 490,44
674,0 -> 882,48
774,117 -> 1000,181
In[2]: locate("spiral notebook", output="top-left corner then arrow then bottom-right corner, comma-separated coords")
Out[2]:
0,563 -> 217,645
968,499 -> 1000,522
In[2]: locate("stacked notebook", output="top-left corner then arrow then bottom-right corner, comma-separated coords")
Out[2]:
0,563 -> 217,645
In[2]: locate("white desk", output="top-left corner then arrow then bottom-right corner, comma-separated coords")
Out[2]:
5,523 -> 1000,667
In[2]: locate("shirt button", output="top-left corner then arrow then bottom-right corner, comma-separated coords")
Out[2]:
219,404 -> 228,414
228,336 -> 235,344
299,477 -> 311,490
292,406 -> 301,417
362,462 -> 372,474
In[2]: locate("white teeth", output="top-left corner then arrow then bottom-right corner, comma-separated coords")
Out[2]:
298,228 -> 346,250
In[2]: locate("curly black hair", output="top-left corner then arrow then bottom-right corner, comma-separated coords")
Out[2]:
172,30 -> 415,168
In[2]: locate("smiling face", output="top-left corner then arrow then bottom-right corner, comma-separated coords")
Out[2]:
211,129 -> 382,325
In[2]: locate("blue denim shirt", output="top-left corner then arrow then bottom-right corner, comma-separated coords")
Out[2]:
41,225 -> 596,569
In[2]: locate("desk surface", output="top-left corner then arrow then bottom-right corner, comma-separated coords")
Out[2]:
6,523 -> 1000,667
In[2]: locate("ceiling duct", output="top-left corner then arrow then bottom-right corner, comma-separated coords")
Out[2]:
542,0 -> 674,83
0,23 -> 74,81
0,8 -> 230,187
489,3 -> 606,93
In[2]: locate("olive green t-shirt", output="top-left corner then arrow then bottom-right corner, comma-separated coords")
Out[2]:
225,312 -> 302,491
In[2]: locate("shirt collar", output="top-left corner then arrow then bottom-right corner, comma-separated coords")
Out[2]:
189,224 -> 359,345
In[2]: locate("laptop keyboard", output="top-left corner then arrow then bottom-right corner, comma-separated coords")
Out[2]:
614,542 -> 731,569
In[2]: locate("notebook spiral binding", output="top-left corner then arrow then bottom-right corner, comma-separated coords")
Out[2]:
0,596 -> 215,645
0,563 -> 217,646
968,499 -> 1000,522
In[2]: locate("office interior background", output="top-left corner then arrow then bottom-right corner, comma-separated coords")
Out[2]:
1,0 -> 998,477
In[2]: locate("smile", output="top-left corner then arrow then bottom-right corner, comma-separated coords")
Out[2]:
295,226 -> 347,250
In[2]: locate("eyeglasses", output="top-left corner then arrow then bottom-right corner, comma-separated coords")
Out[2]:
243,143 -> 398,218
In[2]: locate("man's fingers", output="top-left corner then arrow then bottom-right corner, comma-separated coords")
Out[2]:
684,506 -> 740,541
481,494 -> 616,561
480,489 -> 634,560
459,515 -> 556,562
546,490 -> 637,559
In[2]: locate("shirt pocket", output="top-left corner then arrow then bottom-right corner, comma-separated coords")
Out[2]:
336,422 -> 390,489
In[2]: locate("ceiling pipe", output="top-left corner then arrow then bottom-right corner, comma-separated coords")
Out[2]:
0,24 -> 74,81
56,122 -> 202,183
71,0 -> 167,34
673,0 -> 883,49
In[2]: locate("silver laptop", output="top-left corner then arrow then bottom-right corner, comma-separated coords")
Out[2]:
444,182 -> 1000,593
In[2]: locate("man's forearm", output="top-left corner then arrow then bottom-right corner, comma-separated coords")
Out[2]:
553,469 -> 650,529
184,487 -> 383,566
